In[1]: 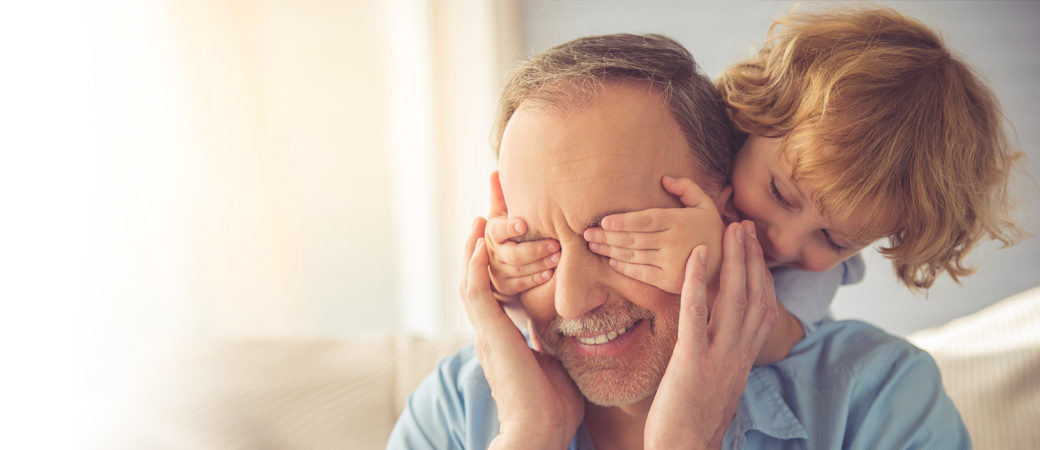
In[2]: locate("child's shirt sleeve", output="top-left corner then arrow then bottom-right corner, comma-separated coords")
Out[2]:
770,253 -> 865,334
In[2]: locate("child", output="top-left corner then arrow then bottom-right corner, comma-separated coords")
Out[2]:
484,6 -> 1022,363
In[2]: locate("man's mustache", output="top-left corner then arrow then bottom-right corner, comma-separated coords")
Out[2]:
550,300 -> 654,337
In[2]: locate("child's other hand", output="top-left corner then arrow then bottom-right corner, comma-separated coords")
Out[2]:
583,176 -> 723,294
486,171 -> 561,301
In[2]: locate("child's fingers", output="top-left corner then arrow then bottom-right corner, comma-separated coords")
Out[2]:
495,251 -> 560,277
486,216 -> 527,244
661,175 -> 710,208
607,258 -> 665,288
599,209 -> 670,232
583,228 -> 659,250
494,239 -> 559,266
492,270 -> 554,297
587,241 -> 659,266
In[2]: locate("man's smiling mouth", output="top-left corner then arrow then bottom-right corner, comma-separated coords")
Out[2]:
574,319 -> 642,345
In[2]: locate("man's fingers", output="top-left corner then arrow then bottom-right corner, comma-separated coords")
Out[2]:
459,217 -> 487,297
707,222 -> 748,347
677,245 -> 710,355
661,175 -> 710,209
739,221 -> 771,347
600,209 -> 670,232
489,171 -> 509,218
463,238 -> 527,346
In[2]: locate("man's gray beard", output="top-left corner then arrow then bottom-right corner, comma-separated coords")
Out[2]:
533,301 -> 677,407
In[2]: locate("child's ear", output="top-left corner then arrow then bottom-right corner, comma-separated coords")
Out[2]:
715,185 -> 739,224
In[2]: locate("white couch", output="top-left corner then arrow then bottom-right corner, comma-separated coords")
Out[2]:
101,286 -> 1040,449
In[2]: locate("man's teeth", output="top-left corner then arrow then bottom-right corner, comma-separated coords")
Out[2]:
576,324 -> 632,345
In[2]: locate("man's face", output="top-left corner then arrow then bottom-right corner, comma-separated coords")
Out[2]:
498,82 -> 723,406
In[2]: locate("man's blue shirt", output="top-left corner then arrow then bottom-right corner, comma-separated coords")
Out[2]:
387,318 -> 969,449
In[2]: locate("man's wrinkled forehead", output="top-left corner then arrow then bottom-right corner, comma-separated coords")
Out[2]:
498,83 -> 692,230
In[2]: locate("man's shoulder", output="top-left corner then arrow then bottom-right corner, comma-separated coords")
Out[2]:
421,342 -> 492,407
749,320 -> 969,449
434,343 -> 487,387
388,342 -> 499,449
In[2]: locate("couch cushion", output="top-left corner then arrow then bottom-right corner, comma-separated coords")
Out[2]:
909,285 -> 1040,450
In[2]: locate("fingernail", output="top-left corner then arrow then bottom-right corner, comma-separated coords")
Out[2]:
589,242 -> 600,252
549,252 -> 560,263
540,270 -> 551,281
608,258 -> 617,268
697,246 -> 707,266
513,221 -> 524,233
601,218 -> 612,230
746,223 -> 757,239
475,238 -> 484,250
735,224 -> 744,243
546,242 -> 558,252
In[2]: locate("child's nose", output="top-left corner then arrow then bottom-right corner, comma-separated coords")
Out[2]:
767,225 -> 803,262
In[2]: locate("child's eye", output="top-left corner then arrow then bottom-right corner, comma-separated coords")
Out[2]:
769,178 -> 793,209
821,230 -> 846,253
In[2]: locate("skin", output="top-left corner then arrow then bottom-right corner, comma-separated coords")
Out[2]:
461,82 -> 777,449
731,135 -> 873,271
497,84 -> 716,409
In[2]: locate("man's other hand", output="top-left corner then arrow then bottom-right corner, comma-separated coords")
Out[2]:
644,221 -> 778,450
460,217 -> 583,449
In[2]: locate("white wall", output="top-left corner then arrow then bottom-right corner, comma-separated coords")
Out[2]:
518,1 -> 1040,335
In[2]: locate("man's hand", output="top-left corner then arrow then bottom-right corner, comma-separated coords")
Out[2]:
459,217 -> 583,449
485,171 -> 561,301
644,221 -> 778,450
584,176 -> 722,294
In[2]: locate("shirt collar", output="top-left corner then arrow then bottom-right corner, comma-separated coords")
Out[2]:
727,367 -> 809,446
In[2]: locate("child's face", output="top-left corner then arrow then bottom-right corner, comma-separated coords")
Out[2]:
730,135 -> 871,272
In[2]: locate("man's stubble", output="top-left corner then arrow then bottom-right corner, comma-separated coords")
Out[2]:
532,300 -> 679,407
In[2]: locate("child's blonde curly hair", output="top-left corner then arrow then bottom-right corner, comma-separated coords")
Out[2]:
718,6 -> 1024,290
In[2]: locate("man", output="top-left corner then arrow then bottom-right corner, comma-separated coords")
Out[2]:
388,34 -> 968,449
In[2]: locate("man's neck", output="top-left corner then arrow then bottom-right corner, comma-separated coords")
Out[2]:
584,395 -> 654,450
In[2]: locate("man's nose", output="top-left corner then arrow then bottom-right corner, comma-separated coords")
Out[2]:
553,247 -> 608,319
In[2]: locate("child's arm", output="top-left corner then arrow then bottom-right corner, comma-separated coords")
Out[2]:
755,303 -> 804,365
585,175 -> 804,365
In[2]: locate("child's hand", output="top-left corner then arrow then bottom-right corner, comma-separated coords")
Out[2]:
583,176 -> 723,294
485,171 -> 561,301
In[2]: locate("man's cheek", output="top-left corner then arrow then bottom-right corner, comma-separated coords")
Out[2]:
518,284 -> 556,320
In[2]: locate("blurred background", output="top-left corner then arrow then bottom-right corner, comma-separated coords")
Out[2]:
2,1 -> 1037,447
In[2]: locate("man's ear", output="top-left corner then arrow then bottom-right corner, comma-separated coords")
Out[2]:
715,184 -> 738,224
